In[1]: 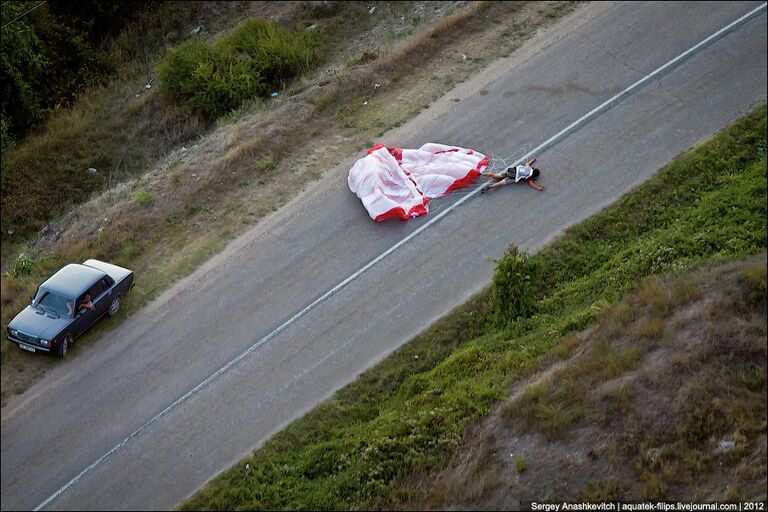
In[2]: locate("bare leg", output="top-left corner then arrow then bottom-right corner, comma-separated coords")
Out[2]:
482,179 -> 510,193
488,181 -> 507,190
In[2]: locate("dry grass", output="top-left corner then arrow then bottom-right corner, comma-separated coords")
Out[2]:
628,277 -> 672,314
372,1 -> 492,75
632,315 -> 665,340
578,479 -> 626,501
596,302 -> 635,339
552,332 -> 582,360
671,279 -> 704,306
410,424 -> 504,509
0,276 -> 26,308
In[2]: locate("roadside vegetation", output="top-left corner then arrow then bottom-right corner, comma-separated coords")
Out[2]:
2,1 -> 578,404
2,1 -> 155,138
415,255 -> 766,507
1,1 -> 278,241
158,19 -> 321,116
181,106 -> 766,509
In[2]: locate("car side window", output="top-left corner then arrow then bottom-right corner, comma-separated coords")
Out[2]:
87,280 -> 107,300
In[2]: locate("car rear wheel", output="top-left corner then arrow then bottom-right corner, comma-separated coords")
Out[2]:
57,335 -> 71,358
108,295 -> 122,317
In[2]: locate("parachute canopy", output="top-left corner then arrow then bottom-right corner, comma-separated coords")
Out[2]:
348,143 -> 488,221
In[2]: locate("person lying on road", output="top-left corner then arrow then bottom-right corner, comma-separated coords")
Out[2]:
480,157 -> 544,193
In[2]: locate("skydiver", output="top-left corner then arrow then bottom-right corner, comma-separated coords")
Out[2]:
480,157 -> 544,193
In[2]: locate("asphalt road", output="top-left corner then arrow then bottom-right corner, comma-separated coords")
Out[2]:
2,2 -> 766,510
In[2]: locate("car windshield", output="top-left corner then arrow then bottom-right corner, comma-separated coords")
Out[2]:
32,289 -> 73,317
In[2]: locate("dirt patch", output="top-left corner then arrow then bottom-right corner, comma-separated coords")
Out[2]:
401,255 -> 768,508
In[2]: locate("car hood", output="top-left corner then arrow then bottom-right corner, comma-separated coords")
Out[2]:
8,306 -> 71,340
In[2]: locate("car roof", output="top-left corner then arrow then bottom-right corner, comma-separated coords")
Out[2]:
40,264 -> 106,299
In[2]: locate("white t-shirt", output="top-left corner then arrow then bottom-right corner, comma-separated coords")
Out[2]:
506,164 -> 533,182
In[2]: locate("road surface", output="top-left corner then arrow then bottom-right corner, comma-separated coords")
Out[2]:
2,1 -> 766,510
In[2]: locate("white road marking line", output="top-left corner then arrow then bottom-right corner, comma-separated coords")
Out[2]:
34,3 -> 767,510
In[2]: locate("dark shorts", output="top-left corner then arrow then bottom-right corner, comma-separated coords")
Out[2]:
500,171 -> 516,183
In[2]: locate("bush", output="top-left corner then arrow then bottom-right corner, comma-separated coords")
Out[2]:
255,154 -> 277,173
132,189 -> 153,206
157,40 -> 264,115
157,40 -> 216,103
10,253 -> 34,278
158,19 -> 320,116
491,246 -> 541,324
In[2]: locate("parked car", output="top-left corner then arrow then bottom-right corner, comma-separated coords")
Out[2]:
7,259 -> 134,357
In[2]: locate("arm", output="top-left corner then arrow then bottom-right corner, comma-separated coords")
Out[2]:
527,179 -> 544,191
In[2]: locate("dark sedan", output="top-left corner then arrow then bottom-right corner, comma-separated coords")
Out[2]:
7,259 -> 134,357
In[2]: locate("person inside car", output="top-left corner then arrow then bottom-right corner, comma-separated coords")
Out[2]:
78,293 -> 94,312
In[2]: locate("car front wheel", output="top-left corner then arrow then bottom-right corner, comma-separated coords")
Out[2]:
57,335 -> 71,358
108,295 -> 122,317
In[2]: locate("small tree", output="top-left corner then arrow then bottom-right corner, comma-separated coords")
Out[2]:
491,246 -> 540,325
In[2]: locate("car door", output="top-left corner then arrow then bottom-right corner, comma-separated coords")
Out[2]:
72,292 -> 97,336
90,277 -> 112,317
73,280 -> 106,336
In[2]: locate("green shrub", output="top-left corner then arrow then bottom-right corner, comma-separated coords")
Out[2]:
157,40 -> 264,116
158,19 -> 320,117
10,253 -> 34,277
157,40 -> 216,102
218,19 -> 318,85
492,246 -> 540,324
255,154 -> 277,173
132,189 -> 153,206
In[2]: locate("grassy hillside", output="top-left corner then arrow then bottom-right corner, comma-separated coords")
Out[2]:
414,254 -> 766,507
181,105 -> 766,510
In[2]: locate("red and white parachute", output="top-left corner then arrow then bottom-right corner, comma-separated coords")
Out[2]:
348,143 -> 488,221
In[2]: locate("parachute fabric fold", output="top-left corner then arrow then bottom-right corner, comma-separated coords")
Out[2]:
347,143 -> 488,221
